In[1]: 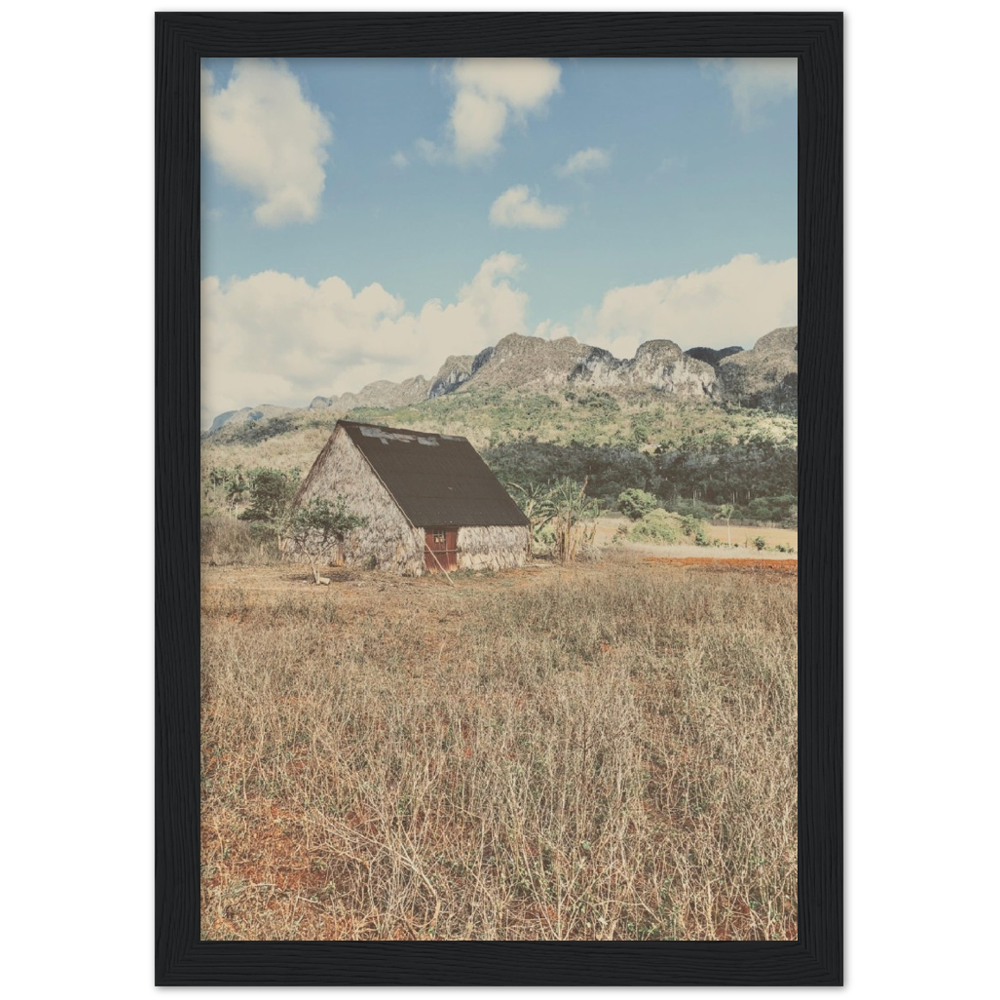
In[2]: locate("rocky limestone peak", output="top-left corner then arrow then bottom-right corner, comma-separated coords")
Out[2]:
471,345 -> 495,371
571,338 -> 717,398
333,374 -> 430,411
206,403 -> 294,436
462,333 -> 597,391
434,355 -> 475,380
209,409 -> 240,433
634,339 -> 684,364
718,325 -> 798,412
490,332 -> 588,364
746,326 -> 798,357
429,355 -> 476,398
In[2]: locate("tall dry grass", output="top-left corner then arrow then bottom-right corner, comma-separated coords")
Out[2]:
201,516 -> 282,567
201,558 -> 797,940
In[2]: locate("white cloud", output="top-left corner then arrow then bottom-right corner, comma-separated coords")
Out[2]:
489,185 -> 568,229
579,254 -> 797,357
451,58 -> 561,112
414,137 -> 444,164
390,151 -> 409,169
419,58 -> 561,164
556,147 -> 611,177
201,59 -> 332,226
201,254 -> 528,427
700,58 -> 797,130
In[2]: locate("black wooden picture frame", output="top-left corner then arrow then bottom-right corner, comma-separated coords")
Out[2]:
156,11 -> 842,986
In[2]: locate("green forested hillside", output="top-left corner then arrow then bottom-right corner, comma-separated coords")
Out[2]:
202,386 -> 797,521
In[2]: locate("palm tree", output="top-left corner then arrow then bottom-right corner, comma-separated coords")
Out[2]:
715,503 -> 736,547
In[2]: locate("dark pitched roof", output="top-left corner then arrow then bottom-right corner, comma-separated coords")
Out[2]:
339,420 -> 529,528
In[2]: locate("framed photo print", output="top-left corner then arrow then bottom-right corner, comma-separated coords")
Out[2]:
157,11 -> 842,986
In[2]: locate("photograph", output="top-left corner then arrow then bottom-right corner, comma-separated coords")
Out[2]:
198,53 -> 800,943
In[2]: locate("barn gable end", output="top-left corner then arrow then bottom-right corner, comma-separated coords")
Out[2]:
290,424 -> 424,575
289,420 -> 530,576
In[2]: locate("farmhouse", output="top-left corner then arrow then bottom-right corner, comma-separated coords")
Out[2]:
289,420 -> 531,575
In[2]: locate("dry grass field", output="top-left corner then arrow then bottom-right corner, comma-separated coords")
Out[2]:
201,551 -> 797,941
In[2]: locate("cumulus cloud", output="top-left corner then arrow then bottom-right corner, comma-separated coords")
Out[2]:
390,151 -> 409,169
419,58 -> 561,164
489,185 -> 568,229
201,254 -> 528,427
578,254 -> 797,358
555,146 -> 611,177
201,59 -> 333,225
700,58 -> 797,130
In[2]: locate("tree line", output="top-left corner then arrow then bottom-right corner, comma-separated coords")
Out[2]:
482,436 -> 797,523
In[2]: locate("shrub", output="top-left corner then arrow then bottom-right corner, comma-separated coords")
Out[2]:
662,497 -> 716,521
202,464 -> 253,514
629,509 -> 680,544
618,488 -> 659,521
748,498 -> 774,523
753,536 -> 767,551
679,514 -> 710,546
288,496 -> 368,583
237,467 -> 301,524
248,521 -> 281,547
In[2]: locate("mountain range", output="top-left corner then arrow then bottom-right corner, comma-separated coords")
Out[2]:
207,326 -> 797,435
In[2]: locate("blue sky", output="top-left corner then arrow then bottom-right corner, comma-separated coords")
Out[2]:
201,57 -> 797,426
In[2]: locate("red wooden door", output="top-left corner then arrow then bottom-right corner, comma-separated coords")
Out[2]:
424,528 -> 458,571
